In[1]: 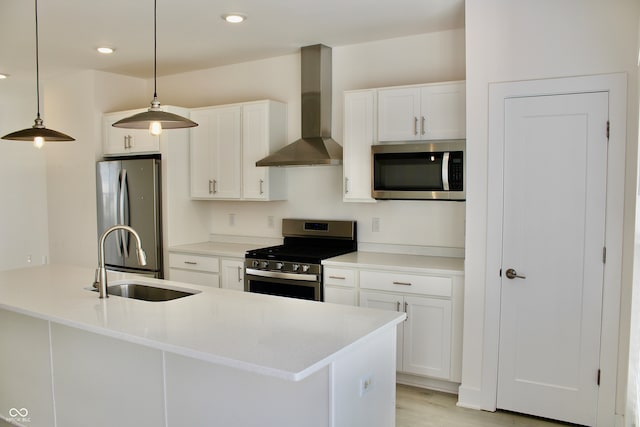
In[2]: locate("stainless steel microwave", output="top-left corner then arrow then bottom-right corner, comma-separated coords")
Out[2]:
371,140 -> 465,201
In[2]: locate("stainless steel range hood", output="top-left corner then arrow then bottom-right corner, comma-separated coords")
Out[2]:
256,44 -> 342,167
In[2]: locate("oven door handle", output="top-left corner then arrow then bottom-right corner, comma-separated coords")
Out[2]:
245,268 -> 318,282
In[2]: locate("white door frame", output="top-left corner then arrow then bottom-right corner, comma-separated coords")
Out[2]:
483,73 -> 627,426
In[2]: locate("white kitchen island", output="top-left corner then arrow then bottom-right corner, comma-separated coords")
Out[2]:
0,265 -> 404,427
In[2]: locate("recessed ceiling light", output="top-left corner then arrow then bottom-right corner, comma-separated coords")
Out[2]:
97,47 -> 115,54
0,74 -> 8,79
222,13 -> 246,23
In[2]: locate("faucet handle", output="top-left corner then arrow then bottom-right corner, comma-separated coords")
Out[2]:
93,268 -> 100,288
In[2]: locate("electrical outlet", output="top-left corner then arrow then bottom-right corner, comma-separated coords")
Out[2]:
27,255 -> 32,264
359,374 -> 374,397
372,217 -> 380,233
268,216 -> 275,228
229,213 -> 236,226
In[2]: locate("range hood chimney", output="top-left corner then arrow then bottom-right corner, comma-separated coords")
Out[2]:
256,44 -> 342,166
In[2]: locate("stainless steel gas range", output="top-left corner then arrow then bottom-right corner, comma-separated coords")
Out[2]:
244,219 -> 357,301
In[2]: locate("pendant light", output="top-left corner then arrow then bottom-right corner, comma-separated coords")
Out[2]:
2,0 -> 75,148
112,0 -> 197,135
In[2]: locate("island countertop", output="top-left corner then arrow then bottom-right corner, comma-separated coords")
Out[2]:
0,264 -> 404,382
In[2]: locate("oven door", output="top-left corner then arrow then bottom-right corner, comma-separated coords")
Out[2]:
244,269 -> 322,301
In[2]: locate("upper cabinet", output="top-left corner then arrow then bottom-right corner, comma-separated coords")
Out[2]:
343,90 -> 377,203
190,100 -> 287,201
377,81 -> 465,142
103,108 -> 160,156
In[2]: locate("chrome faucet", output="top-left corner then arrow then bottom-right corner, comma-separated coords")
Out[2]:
95,225 -> 147,299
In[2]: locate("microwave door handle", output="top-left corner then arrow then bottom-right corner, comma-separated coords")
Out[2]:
442,152 -> 450,191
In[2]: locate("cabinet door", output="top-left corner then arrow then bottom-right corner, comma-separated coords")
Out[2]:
420,82 -> 466,139
403,295 -> 452,379
221,258 -> 244,291
360,291 -> 404,372
103,110 -> 160,156
377,87 -> 421,142
241,101 -> 287,201
189,106 -> 241,199
210,106 -> 242,199
324,286 -> 357,306
189,109 -> 216,198
343,90 -> 377,202
242,102 -> 271,200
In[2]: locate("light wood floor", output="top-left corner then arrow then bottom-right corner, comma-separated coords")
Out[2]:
0,385 -> 577,427
397,384 -> 576,427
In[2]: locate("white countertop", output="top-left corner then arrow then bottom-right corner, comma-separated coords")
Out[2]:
323,251 -> 465,274
168,241 -> 262,258
0,264 -> 404,381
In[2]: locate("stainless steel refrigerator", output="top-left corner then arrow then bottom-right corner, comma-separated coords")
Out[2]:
96,156 -> 163,278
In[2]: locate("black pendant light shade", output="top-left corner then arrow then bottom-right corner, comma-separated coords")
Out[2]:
112,98 -> 197,131
112,0 -> 197,134
2,0 -> 75,146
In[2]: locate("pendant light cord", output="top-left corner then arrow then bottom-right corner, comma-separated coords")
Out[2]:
34,0 -> 41,119
153,0 -> 157,99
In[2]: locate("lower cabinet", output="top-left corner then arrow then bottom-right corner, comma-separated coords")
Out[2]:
323,267 -> 357,305
360,291 -> 451,379
221,258 -> 244,291
323,261 -> 463,384
168,251 -> 245,291
168,252 -> 220,287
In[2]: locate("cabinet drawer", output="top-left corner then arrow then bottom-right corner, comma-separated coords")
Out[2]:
360,270 -> 451,297
323,267 -> 357,287
169,253 -> 219,273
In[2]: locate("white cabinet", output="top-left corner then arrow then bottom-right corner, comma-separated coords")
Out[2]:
221,258 -> 244,291
241,101 -> 287,200
103,108 -> 160,156
358,268 -> 460,382
189,100 -> 287,201
190,105 -> 242,199
342,90 -> 377,203
377,81 -> 465,141
323,266 -> 357,305
169,252 -> 220,287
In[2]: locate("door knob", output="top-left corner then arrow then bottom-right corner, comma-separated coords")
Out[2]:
505,268 -> 526,280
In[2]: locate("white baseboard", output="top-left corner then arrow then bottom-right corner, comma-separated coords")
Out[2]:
396,372 -> 460,395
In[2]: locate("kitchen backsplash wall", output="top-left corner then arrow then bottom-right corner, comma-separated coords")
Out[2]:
158,29 -> 466,250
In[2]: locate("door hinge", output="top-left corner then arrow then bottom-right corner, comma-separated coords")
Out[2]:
603,247 -> 607,264
606,120 -> 610,140
597,369 -> 601,386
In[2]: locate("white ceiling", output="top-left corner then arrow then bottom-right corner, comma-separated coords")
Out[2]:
0,0 -> 464,80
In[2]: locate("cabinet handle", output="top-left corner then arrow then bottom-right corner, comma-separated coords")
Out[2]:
404,301 -> 409,321
344,177 -> 349,194
213,180 -> 217,194
259,179 -> 264,195
329,275 -> 346,280
124,135 -> 132,149
393,281 -> 412,286
421,116 -> 426,135
237,266 -> 242,282
396,301 -> 401,312
208,180 -> 213,194
184,261 -> 197,265
414,117 -> 419,135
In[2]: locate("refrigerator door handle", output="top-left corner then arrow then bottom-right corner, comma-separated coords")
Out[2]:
113,170 -> 123,257
120,168 -> 130,258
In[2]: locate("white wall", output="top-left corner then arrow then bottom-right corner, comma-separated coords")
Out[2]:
44,70 -> 146,268
155,30 -> 467,249
0,77 -> 49,270
461,0 -> 640,421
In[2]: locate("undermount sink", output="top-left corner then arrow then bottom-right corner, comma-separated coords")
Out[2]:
88,280 -> 200,302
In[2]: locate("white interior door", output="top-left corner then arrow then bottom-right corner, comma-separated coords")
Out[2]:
497,91 -> 608,426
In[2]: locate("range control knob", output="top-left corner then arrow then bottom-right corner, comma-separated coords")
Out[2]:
301,264 -> 310,273
252,260 -> 259,268
292,264 -> 300,272
260,261 -> 269,269
275,262 -> 284,270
